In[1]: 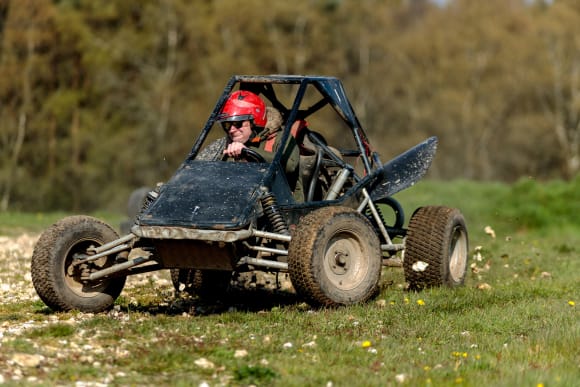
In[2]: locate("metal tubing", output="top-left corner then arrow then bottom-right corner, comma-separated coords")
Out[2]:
89,256 -> 152,281
307,150 -> 324,202
357,195 -> 370,213
89,234 -> 136,254
237,257 -> 288,270
362,188 -> 393,245
353,127 -> 373,173
124,263 -> 163,276
77,244 -> 131,264
381,244 -> 404,252
325,167 -> 351,200
251,229 -> 292,242
243,242 -> 288,256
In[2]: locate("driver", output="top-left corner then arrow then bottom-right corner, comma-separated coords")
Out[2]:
217,90 -> 304,201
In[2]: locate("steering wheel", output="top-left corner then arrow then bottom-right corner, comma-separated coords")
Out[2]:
241,148 -> 267,163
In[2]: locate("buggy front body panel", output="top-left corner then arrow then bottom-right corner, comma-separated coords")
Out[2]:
135,157 -> 296,230
137,160 -> 272,230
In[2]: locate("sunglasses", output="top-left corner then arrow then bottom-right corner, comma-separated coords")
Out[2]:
221,121 -> 247,131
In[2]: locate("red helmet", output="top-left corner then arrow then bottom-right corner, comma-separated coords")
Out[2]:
217,90 -> 267,127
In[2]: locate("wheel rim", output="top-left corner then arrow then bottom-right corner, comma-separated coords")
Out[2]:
63,239 -> 113,297
323,231 -> 369,290
448,226 -> 468,282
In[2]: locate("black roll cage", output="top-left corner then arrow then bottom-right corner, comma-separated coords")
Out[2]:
187,75 -> 377,180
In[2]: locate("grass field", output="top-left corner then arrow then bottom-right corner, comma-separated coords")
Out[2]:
0,179 -> 578,386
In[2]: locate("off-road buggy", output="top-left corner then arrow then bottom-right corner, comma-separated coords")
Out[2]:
31,75 -> 469,313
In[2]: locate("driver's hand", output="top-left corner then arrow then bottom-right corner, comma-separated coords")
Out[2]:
223,142 -> 246,158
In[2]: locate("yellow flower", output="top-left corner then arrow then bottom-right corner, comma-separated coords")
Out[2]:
404,297 -> 410,304
537,384 -> 544,387
361,340 -> 372,348
568,301 -> 575,307
417,299 -> 425,306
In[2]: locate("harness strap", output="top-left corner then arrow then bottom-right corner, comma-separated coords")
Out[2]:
256,119 -> 308,153
264,135 -> 276,152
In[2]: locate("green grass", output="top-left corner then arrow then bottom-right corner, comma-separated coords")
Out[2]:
0,211 -> 125,236
0,179 -> 579,386
394,175 -> 580,237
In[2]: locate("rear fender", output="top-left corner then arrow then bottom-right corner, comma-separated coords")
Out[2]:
348,136 -> 438,201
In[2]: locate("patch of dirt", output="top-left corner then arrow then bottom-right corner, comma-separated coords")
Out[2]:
0,233 -> 173,383
0,234 -> 174,305
0,233 -> 38,304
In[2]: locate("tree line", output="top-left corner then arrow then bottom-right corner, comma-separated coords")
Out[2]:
0,0 -> 578,212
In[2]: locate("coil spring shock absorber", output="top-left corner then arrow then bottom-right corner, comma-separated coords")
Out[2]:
261,192 -> 289,235
365,202 -> 387,227
365,197 -> 405,234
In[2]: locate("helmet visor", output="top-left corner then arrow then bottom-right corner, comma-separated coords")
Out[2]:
216,113 -> 254,123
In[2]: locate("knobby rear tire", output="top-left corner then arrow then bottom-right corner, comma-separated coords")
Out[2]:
403,206 -> 469,290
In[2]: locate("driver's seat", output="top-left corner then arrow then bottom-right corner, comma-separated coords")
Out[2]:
290,120 -> 332,202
